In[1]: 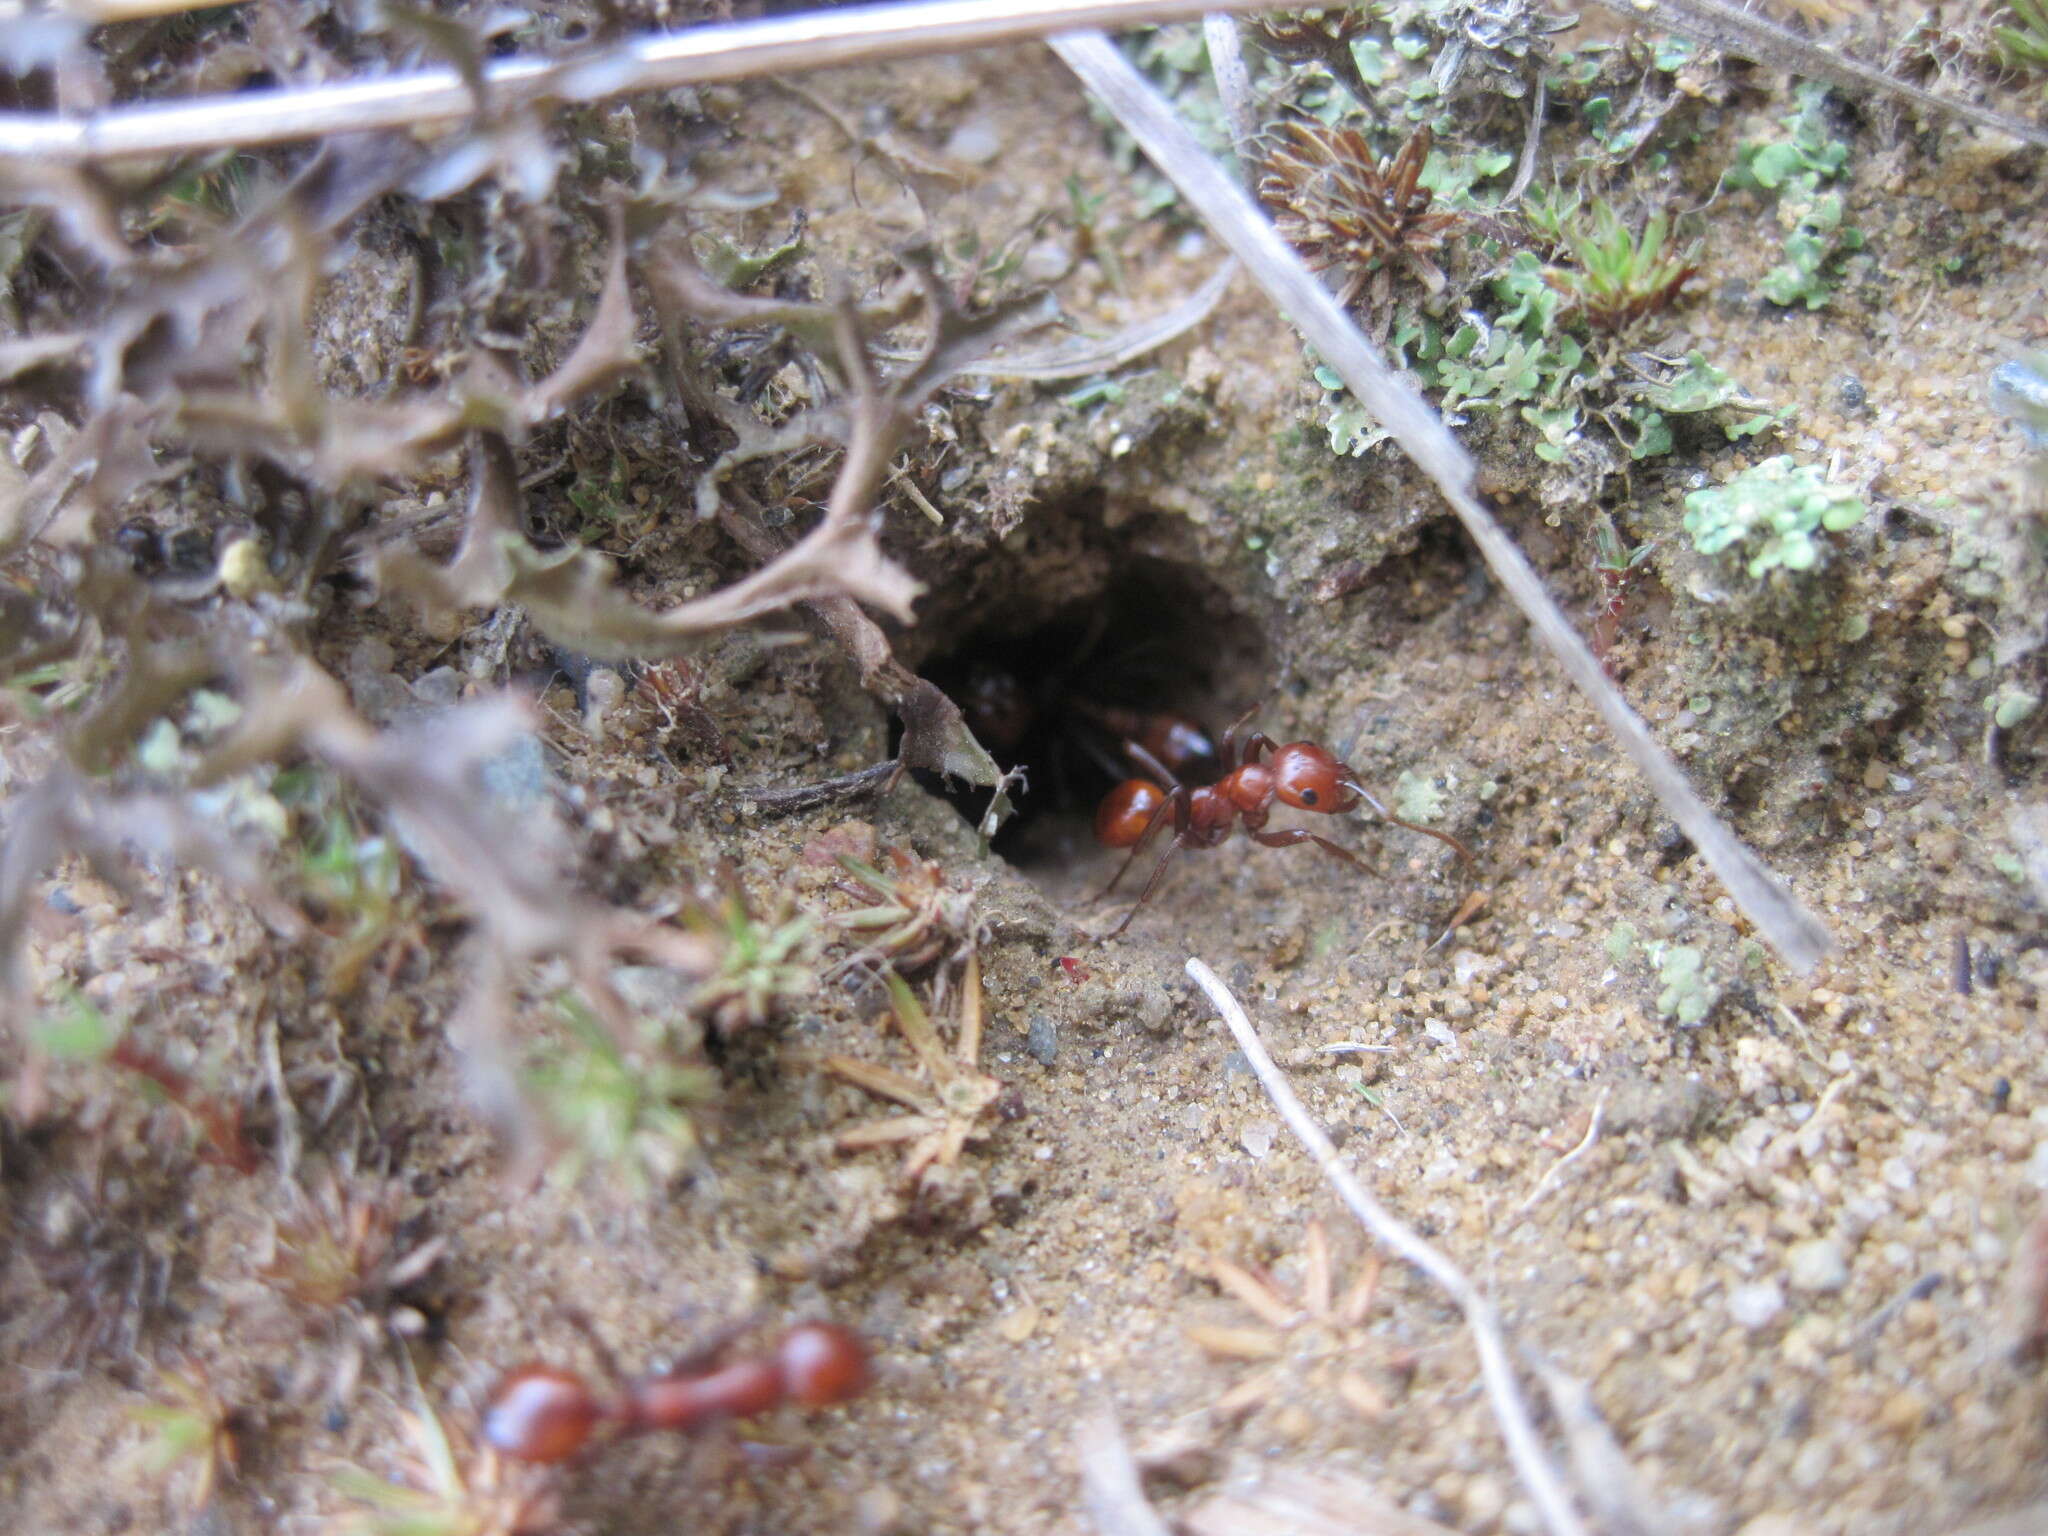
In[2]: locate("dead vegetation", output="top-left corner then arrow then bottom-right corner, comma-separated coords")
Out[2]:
3,1 -> 2048,1534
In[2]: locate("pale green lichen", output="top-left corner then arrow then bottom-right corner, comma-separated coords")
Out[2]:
1682,455 -> 1867,577
1393,767 -> 1448,823
1647,941 -> 1721,1026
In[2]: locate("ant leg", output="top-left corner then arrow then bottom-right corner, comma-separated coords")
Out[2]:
1123,741 -> 1182,791
1339,778 -> 1476,866
1250,826 -> 1383,877
1219,704 -> 1265,772
1238,731 -> 1279,766
1101,788 -> 1182,897
1106,834 -> 1189,938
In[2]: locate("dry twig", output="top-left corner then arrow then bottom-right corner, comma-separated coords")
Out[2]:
0,0 -> 1283,163
1183,957 -> 1590,1536
1509,1087 -> 1609,1225
1075,1409 -> 1176,1536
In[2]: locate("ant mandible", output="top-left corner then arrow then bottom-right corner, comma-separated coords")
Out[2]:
482,1320 -> 869,1465
1094,709 -> 1474,938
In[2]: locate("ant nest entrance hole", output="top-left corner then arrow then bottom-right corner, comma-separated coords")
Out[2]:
903,506 -> 1271,900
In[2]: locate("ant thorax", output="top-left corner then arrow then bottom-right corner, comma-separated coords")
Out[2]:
1225,763 -> 1275,814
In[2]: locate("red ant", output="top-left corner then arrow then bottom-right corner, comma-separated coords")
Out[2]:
1094,710 -> 1474,938
481,1321 -> 869,1465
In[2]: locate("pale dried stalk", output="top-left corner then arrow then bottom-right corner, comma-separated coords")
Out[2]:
1586,0 -> 2048,153
1058,32 -> 1831,973
0,0 -> 1276,163
1183,957 -> 1590,1536
1076,1409 -> 1176,1536
1509,1086 -> 1608,1224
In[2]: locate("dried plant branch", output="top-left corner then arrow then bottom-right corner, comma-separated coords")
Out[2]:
1586,0 -> 2048,153
1183,958 -> 1590,1536
0,0 -> 1279,165
1183,1462 -> 1464,1536
1523,1353 -> 1673,1536
386,246 -> 1057,663
1076,1409 -> 1176,1536
1202,15 -> 1258,181
881,258 -> 1237,382
1509,1087 -> 1608,1225
195,658 -> 714,1047
1057,32 -> 1831,972
740,759 -> 903,815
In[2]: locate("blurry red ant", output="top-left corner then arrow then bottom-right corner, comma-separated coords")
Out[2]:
482,1321 -> 869,1466
1094,710 -> 1474,938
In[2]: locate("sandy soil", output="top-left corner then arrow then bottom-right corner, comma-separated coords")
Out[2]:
3,11 -> 2046,1536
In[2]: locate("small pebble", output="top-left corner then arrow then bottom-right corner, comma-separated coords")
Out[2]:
1729,1280 -> 1786,1330
1786,1237 -> 1849,1293
1025,1015 -> 1058,1066
943,116 -> 1001,164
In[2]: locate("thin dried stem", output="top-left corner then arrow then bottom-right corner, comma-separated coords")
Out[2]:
1076,1409 -> 1176,1536
1509,1087 -> 1608,1225
1586,0 -> 2048,153
1183,957 -> 1590,1536
0,0 -> 1280,164
1203,14 -> 1258,183
1057,32 -> 1831,972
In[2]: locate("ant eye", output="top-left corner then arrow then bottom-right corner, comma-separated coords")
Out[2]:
1299,788 -> 1318,806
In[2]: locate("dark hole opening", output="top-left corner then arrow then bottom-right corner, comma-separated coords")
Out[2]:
906,552 -> 1270,874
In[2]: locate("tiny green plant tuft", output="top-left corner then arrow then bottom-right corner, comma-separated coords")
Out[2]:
1995,0 -> 2048,78
690,891 -> 817,1034
1258,120 -> 1461,304
1726,84 -> 1865,310
1682,456 -> 1868,576
527,997 -> 718,1192
1649,942 -> 1720,1027
125,1364 -> 240,1515
330,1386 -> 557,1536
1527,192 -> 1700,331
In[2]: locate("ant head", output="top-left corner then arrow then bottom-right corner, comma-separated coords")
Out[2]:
1270,743 -> 1359,814
483,1365 -> 604,1463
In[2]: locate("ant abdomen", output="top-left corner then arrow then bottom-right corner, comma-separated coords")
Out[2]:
1096,779 -> 1167,848
776,1321 -> 870,1408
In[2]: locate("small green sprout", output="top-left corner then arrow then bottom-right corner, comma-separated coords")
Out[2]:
1757,191 -> 1865,310
1682,456 -> 1867,577
527,998 -> 717,1191
1987,683 -> 2041,732
1726,84 -> 1864,310
34,992 -> 259,1174
1392,768 -> 1447,825
830,846 -> 981,974
1995,0 -> 2048,77
690,892 -> 816,1034
330,1385 -> 555,1536
1727,84 -> 1849,195
1528,193 -> 1699,330
299,800 -> 407,998
126,1365 -> 239,1514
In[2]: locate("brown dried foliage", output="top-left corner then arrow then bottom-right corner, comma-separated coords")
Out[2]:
1257,121 -> 1460,306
